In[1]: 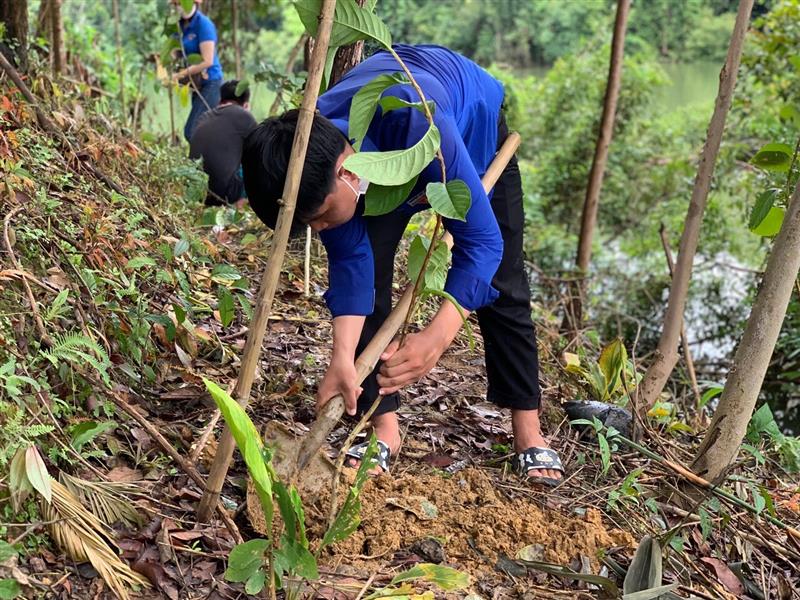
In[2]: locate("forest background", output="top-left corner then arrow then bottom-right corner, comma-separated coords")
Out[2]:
56,0 -> 797,432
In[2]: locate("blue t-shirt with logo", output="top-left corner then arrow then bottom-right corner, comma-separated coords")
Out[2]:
316,45 -> 505,318
179,11 -> 223,81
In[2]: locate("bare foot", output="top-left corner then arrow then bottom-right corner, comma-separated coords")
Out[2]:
345,411 -> 402,475
511,409 -> 562,481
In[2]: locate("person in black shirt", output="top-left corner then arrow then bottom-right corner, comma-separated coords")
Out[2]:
189,80 -> 257,206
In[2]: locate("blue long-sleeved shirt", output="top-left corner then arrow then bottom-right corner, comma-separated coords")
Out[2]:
316,45 -> 505,317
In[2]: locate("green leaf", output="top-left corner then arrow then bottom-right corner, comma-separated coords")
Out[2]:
378,95 -> 435,117
238,295 -> 254,320
225,539 -> 270,583
174,238 -> 190,257
0,579 -> 20,600
699,385 -> 723,409
364,176 -> 418,217
186,53 -> 204,65
235,80 -> 250,96
390,563 -> 470,591
0,542 -> 17,563
211,264 -> 242,283
407,235 -> 450,292
426,180 -> 471,221
160,38 -> 181,67
751,206 -> 785,237
45,289 -> 70,321
126,256 -> 156,270
204,380 -> 274,527
349,73 -> 408,152
295,0 -> 392,49
751,142 -> 793,172
69,421 -> 117,451
343,124 -> 440,186
274,541 -> 318,580
598,338 -> 627,397
623,535 -> 662,594
8,449 -> 32,512
244,570 -> 266,595
747,403 -> 783,443
779,104 -> 800,126
749,189 -> 778,230
180,0 -> 195,13
598,433 -> 611,476
217,286 -> 235,327
25,446 -> 51,503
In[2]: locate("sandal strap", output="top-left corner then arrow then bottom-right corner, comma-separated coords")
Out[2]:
514,447 -> 564,476
345,440 -> 391,472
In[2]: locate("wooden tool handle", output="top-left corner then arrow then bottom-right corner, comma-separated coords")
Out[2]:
295,132 -> 522,471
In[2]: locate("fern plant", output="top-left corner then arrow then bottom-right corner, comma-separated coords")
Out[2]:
40,332 -> 112,387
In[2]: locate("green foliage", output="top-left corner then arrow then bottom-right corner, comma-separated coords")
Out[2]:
425,180 -> 470,221
364,175 -> 419,216
388,563 -> 470,591
41,332 -> 112,388
565,339 -> 633,404
746,404 -> 800,472
349,73 -> 409,151
407,236 -> 450,292
296,0 -> 392,49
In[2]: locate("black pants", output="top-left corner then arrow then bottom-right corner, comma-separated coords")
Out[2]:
355,117 -> 541,416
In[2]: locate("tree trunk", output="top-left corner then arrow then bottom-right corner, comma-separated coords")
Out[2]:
329,0 -> 367,86
50,0 -> 65,75
692,179 -> 800,482
231,0 -> 242,79
637,0 -> 754,410
0,0 -> 29,71
565,0 -> 631,330
112,0 -> 126,119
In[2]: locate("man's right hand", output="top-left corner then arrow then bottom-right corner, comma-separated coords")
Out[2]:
316,354 -> 362,416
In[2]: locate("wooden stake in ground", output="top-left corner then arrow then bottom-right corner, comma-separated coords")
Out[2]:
196,0 -> 338,522
565,0 -> 631,331
637,0 -> 754,410
50,0 -> 65,75
692,179 -> 800,483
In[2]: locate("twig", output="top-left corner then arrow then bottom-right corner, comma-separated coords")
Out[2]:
353,572 -> 377,600
190,409 -> 221,464
326,395 -> 384,529
3,206 -> 52,347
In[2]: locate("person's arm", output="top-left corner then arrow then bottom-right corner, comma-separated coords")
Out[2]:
317,315 -> 366,416
174,40 -> 215,79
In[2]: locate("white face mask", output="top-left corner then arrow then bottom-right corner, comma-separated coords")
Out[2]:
340,175 -> 369,201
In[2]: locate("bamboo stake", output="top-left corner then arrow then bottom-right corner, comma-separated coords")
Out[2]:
196,0 -> 338,522
304,226 -> 312,297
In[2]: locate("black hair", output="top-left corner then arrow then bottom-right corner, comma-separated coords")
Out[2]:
220,80 -> 250,105
242,109 -> 347,232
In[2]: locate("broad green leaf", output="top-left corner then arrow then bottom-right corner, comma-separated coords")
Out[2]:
238,295 -> 254,320
598,338 -> 627,397
748,189 -> 778,230
235,80 -> 250,96
8,449 -> 32,512
791,56 -> 800,72
225,539 -> 270,583
69,421 -> 116,451
349,73 -> 408,152
426,180 -> 471,221
160,38 -> 181,67
779,104 -> 800,126
126,256 -> 156,270
274,541 -> 318,580
344,124 -> 440,186
407,235 -> 450,292
0,580 -> 20,600
598,433 -> 611,475
211,264 -> 242,283
25,446 -> 51,503
178,83 -> 190,107
378,95 -> 435,117
186,53 -> 204,65
295,0 -> 392,49
0,542 -> 17,563
390,563 -> 470,591
217,286 -> 235,327
698,506 -> 712,540
752,206 -> 784,237
244,570 -> 266,595
180,0 -> 195,13
45,289 -> 70,321
364,175 -> 419,216
174,238 -> 190,257
623,535 -> 662,594
751,142 -> 793,172
204,380 -> 274,525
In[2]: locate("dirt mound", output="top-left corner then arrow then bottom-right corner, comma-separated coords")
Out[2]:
305,468 -> 633,572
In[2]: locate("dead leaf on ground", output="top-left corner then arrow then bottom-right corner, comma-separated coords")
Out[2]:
106,466 -> 143,483
700,557 -> 744,596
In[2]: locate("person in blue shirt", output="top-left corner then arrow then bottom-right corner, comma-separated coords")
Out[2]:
171,0 -> 223,142
241,45 -> 563,485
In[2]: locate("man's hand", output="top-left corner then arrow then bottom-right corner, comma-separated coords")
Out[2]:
377,329 -> 446,396
317,354 -> 362,416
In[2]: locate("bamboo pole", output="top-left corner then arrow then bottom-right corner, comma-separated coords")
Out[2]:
196,0 -> 338,522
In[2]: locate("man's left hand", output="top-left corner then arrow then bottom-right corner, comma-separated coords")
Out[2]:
377,331 -> 446,395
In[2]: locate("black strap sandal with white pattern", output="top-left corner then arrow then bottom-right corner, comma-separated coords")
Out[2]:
513,447 -> 564,487
345,440 -> 392,473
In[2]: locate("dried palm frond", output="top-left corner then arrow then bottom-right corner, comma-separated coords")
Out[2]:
59,472 -> 143,528
41,478 -> 150,600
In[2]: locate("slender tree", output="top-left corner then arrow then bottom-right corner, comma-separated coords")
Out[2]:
329,0 -> 367,85
637,0 -> 754,409
50,0 -> 65,75
0,0 -> 29,71
692,180 -> 800,482
566,0 -> 631,330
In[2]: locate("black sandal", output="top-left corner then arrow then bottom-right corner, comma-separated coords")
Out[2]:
514,447 -> 564,487
345,440 -> 392,473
